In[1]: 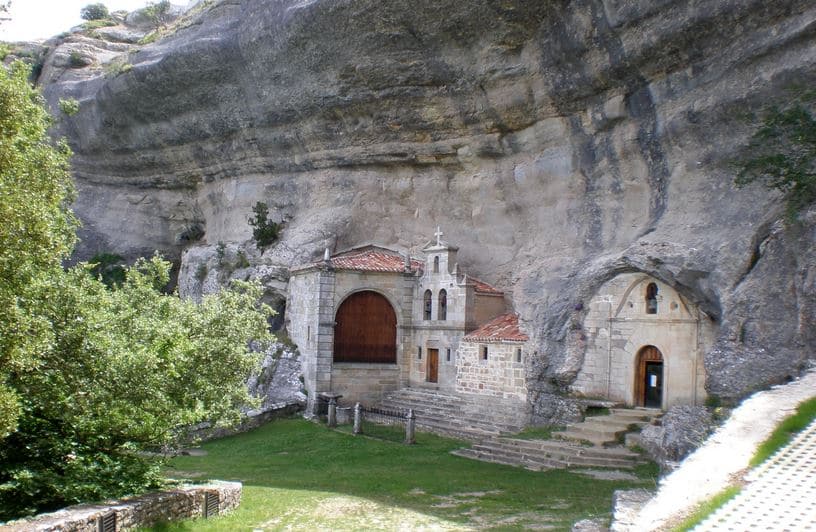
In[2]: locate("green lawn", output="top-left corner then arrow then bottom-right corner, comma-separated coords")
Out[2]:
154,418 -> 657,531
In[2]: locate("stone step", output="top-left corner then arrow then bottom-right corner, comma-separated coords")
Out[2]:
450,448 -> 564,471
491,437 -> 643,461
609,407 -> 660,420
413,421 -> 500,441
473,441 -> 643,469
552,429 -> 619,447
415,417 -> 505,435
457,439 -> 643,470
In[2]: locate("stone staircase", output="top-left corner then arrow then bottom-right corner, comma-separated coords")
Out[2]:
377,388 -> 659,472
377,387 -> 528,441
552,407 -> 659,447
451,436 -> 647,471
451,408 -> 659,471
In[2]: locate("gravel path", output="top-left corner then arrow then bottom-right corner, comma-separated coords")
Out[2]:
626,370 -> 816,531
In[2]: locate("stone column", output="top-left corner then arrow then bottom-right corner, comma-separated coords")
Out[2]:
313,267 -> 336,415
404,408 -> 415,444
353,402 -> 362,435
327,397 -> 337,428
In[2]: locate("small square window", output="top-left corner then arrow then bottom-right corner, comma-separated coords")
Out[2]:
417,347 -> 422,359
480,345 -> 488,361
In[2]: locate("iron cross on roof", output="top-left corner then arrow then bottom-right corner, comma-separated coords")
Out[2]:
434,226 -> 443,246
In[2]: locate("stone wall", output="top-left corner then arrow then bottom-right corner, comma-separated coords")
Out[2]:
331,363 -> 401,405
3,482 -> 241,532
571,273 -> 714,408
286,272 -> 321,412
456,340 -> 527,402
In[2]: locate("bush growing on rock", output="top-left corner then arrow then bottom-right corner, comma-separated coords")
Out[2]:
735,90 -> 816,220
80,3 -> 109,21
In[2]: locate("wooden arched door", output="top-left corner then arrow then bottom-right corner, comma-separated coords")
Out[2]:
635,345 -> 664,408
333,291 -> 397,363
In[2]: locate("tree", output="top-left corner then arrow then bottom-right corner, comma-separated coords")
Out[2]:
143,0 -> 172,29
80,2 -> 109,21
0,61 -> 76,440
735,90 -> 816,220
0,62 -> 275,519
249,201 -> 281,250
0,258 -> 272,518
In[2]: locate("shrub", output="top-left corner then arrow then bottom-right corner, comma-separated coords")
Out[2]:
735,89 -> 816,221
58,98 -> 80,116
104,57 -> 132,77
195,262 -> 208,282
248,201 -> 280,250
68,51 -> 87,68
80,3 -> 109,21
236,249 -> 251,269
81,19 -> 116,30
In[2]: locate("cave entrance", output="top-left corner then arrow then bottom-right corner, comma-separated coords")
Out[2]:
635,345 -> 663,408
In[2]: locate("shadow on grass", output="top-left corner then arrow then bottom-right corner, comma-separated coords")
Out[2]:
154,418 -> 657,531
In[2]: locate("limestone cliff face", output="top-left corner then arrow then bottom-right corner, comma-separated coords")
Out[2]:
40,0 -> 816,409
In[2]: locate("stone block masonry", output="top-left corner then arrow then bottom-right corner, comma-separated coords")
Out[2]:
2,481 -> 241,531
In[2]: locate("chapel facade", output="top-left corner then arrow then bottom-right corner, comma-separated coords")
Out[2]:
286,232 -> 528,414
571,273 -> 715,408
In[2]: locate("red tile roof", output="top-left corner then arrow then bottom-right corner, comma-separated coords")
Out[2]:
463,313 -> 529,343
292,247 -> 423,273
332,250 -> 424,272
468,276 -> 503,295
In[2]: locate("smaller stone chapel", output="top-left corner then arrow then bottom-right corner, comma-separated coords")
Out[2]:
286,231 -> 529,414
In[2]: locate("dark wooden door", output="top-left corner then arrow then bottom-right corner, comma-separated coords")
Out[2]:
427,348 -> 439,383
644,362 -> 663,408
333,291 -> 397,363
635,346 -> 663,408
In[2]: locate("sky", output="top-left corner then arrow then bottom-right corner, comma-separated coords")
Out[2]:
0,0 -> 151,42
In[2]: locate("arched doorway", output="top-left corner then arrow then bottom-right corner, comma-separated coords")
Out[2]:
635,345 -> 664,408
333,291 -> 397,363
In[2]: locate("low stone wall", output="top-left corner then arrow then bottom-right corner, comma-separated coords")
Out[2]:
2,481 -> 241,532
189,400 -> 303,442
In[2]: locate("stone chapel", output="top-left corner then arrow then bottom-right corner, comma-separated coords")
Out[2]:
287,231 -> 529,414
286,232 -> 714,417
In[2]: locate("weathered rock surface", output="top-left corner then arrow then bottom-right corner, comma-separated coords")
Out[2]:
639,405 -> 716,471
35,0 -> 816,404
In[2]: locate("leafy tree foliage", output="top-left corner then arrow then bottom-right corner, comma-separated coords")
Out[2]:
0,62 -> 274,519
0,61 -> 76,440
80,3 -> 109,21
0,259 -> 272,518
735,90 -> 816,220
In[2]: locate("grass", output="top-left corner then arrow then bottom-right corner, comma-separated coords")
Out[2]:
750,396 -> 816,467
671,485 -> 741,531
151,418 -> 657,531
585,406 -> 611,417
